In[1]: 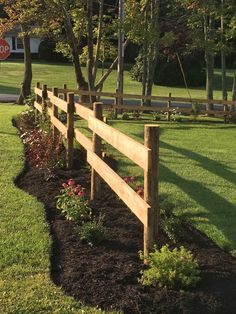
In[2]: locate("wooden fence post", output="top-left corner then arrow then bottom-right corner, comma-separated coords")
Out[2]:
144,124 -> 159,257
91,102 -> 103,201
167,92 -> 171,121
36,82 -> 41,102
224,104 -> 228,124
113,88 -> 118,118
52,87 -> 59,138
35,82 -> 41,121
66,93 -> 74,169
42,84 -> 48,123
63,84 -> 67,102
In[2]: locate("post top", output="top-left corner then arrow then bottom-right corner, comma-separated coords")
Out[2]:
144,124 -> 160,128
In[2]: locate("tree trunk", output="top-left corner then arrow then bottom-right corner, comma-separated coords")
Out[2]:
87,0 -> 94,94
204,13 -> 214,110
144,0 -> 159,107
141,9 -> 148,106
92,0 -> 104,87
221,0 -> 227,101
63,7 -> 88,92
232,68 -> 236,101
17,25 -> 32,105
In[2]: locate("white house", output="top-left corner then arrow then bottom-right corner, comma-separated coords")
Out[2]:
3,25 -> 41,56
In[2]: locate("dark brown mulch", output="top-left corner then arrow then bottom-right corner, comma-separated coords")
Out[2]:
15,151 -> 236,314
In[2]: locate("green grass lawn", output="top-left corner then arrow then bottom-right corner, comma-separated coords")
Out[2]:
0,104 -> 114,314
111,118 -> 236,252
76,114 -> 236,252
0,59 -> 235,99
1,103 -> 236,312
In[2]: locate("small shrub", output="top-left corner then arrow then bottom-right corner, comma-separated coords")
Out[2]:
77,214 -> 107,246
21,129 -> 64,178
139,245 -> 200,289
16,107 -> 37,132
106,111 -> 117,120
23,94 -> 35,107
153,113 -> 161,121
56,178 -> 91,222
228,115 -> 236,124
191,103 -> 201,121
230,250 -> 236,257
121,113 -> 130,120
132,111 -> 140,119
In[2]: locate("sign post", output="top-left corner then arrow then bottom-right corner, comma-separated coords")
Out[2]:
0,38 -> 11,61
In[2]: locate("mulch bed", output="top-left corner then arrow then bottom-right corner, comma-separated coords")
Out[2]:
15,147 -> 236,314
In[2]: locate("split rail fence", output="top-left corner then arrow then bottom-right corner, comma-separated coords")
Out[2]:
34,83 -> 160,256
55,86 -> 236,122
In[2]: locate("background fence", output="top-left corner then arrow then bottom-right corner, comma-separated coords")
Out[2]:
55,86 -> 236,122
34,83 -> 160,256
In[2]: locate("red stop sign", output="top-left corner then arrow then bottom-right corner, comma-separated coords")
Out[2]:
0,38 -> 11,60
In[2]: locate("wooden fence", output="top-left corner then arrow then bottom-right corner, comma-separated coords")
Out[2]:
54,87 -> 236,121
34,83 -> 160,256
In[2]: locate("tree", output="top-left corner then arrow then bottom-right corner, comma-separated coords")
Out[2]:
126,0 -> 160,105
0,0 -> 38,104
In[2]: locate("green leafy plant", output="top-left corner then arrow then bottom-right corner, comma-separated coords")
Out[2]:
132,110 -> 140,119
139,245 -> 200,289
153,113 -> 161,121
77,214 -> 107,246
16,107 -> 38,132
56,178 -> 91,222
21,129 -> 64,179
191,103 -> 201,121
121,112 -> 130,120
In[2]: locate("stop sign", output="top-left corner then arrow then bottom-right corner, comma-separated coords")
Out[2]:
0,38 -> 11,61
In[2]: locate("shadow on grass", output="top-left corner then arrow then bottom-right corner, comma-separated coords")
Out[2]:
0,85 -> 20,95
161,141 -> 236,186
160,163 -> 236,248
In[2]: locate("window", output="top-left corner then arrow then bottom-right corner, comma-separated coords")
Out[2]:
12,37 -> 16,50
16,37 -> 24,50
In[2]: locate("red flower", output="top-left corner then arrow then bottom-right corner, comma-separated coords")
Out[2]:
62,183 -> 68,188
130,176 -> 136,182
68,178 -> 75,186
137,189 -> 144,198
78,190 -> 85,197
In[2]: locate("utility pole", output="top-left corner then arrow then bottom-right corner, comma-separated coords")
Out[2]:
117,0 -> 124,106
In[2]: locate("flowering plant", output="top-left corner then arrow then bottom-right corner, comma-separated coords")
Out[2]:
56,178 -> 91,222
21,129 -> 64,178
123,176 -> 144,198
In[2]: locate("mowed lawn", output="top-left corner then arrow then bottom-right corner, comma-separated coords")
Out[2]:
104,119 -> 236,252
0,59 -> 235,99
0,103 -> 236,312
0,104 -> 111,314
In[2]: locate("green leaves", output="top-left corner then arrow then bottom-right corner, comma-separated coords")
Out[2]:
139,245 -> 200,289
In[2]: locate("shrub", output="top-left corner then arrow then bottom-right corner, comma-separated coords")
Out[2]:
21,129 -> 64,178
139,245 -> 200,289
77,214 -> 107,246
153,113 -> 161,121
228,115 -> 236,124
121,113 -> 130,120
191,103 -> 201,121
16,107 -> 37,132
56,179 -> 91,222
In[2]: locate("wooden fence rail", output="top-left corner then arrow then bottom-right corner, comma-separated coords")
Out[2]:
34,84 -> 160,256
54,87 -> 236,119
